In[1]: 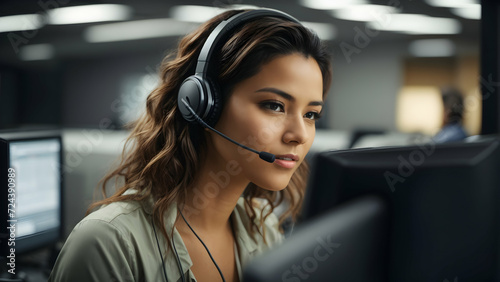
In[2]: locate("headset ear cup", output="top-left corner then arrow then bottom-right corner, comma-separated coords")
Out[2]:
178,76 -> 206,123
205,78 -> 223,127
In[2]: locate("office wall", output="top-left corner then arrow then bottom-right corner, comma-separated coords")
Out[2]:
327,41 -> 406,131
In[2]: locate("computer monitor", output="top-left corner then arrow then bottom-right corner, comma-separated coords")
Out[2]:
299,138 -> 500,281
243,195 -> 390,282
0,130 -> 63,257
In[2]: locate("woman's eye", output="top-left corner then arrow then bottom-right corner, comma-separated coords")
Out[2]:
261,101 -> 284,112
304,112 -> 321,120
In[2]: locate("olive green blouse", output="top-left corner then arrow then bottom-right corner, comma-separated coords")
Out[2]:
48,195 -> 283,282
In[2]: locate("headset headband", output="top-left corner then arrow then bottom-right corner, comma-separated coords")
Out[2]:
194,8 -> 301,77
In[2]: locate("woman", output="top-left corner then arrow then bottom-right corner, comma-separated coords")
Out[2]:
49,8 -> 331,282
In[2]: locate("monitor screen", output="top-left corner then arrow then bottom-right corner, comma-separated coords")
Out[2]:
10,138 -> 61,243
0,131 -> 63,257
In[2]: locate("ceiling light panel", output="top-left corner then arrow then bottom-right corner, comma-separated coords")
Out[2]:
368,14 -> 461,35
408,39 -> 456,57
19,44 -> 55,61
0,14 -> 44,33
48,4 -> 132,25
299,0 -> 368,10
169,5 -> 222,23
452,5 -> 481,20
331,4 -> 399,22
424,0 -> 479,8
84,19 -> 198,42
169,5 -> 259,23
302,21 -> 337,40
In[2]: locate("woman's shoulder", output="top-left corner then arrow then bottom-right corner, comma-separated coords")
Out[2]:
85,200 -> 145,225
65,200 -> 148,250
49,200 -> 153,281
68,199 -> 157,246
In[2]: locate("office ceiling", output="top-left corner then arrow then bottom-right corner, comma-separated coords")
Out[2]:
0,0 -> 480,67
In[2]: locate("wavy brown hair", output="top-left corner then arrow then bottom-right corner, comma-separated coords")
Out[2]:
89,9 -> 332,244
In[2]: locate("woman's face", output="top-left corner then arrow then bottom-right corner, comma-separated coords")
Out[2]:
206,53 -> 324,191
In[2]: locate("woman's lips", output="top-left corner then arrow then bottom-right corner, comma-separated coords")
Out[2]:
274,154 -> 299,169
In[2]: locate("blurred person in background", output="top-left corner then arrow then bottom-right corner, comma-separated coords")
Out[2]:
433,87 -> 468,143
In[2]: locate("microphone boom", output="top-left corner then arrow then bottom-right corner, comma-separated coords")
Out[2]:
180,98 -> 275,163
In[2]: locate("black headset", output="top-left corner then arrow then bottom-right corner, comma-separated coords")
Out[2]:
177,8 -> 301,128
